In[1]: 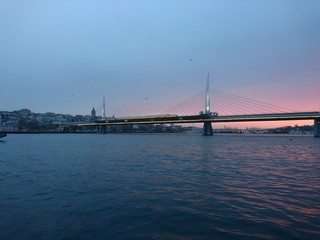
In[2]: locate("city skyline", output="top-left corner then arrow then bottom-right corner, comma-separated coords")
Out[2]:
0,1 -> 319,128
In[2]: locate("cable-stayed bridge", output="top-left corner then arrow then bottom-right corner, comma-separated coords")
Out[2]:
64,76 -> 320,137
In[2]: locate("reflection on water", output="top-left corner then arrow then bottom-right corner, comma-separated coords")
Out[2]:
1,134 -> 319,239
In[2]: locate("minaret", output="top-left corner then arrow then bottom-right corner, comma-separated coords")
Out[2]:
102,95 -> 106,119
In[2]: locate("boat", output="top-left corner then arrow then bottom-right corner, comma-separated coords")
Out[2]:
0,132 -> 7,138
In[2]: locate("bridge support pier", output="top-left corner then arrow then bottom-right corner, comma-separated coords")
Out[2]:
314,118 -> 320,137
99,125 -> 107,134
203,122 -> 213,136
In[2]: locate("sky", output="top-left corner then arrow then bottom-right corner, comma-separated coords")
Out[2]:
0,0 -> 319,127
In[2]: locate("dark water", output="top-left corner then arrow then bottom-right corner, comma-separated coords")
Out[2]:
1,134 -> 319,240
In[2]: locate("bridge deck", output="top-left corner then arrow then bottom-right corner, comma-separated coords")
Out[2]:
212,112 -> 320,123
69,112 -> 320,127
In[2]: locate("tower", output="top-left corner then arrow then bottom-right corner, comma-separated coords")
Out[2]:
91,107 -> 96,119
203,73 -> 213,136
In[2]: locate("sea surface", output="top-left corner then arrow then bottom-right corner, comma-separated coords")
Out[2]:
1,133 -> 319,240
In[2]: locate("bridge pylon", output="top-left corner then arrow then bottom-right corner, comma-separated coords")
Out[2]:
203,121 -> 213,136
203,73 -> 213,136
314,118 -> 320,137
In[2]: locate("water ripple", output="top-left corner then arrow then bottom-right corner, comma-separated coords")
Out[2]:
0,134 -> 319,239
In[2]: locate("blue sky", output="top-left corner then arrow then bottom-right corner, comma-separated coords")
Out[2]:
1,0 -> 319,122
